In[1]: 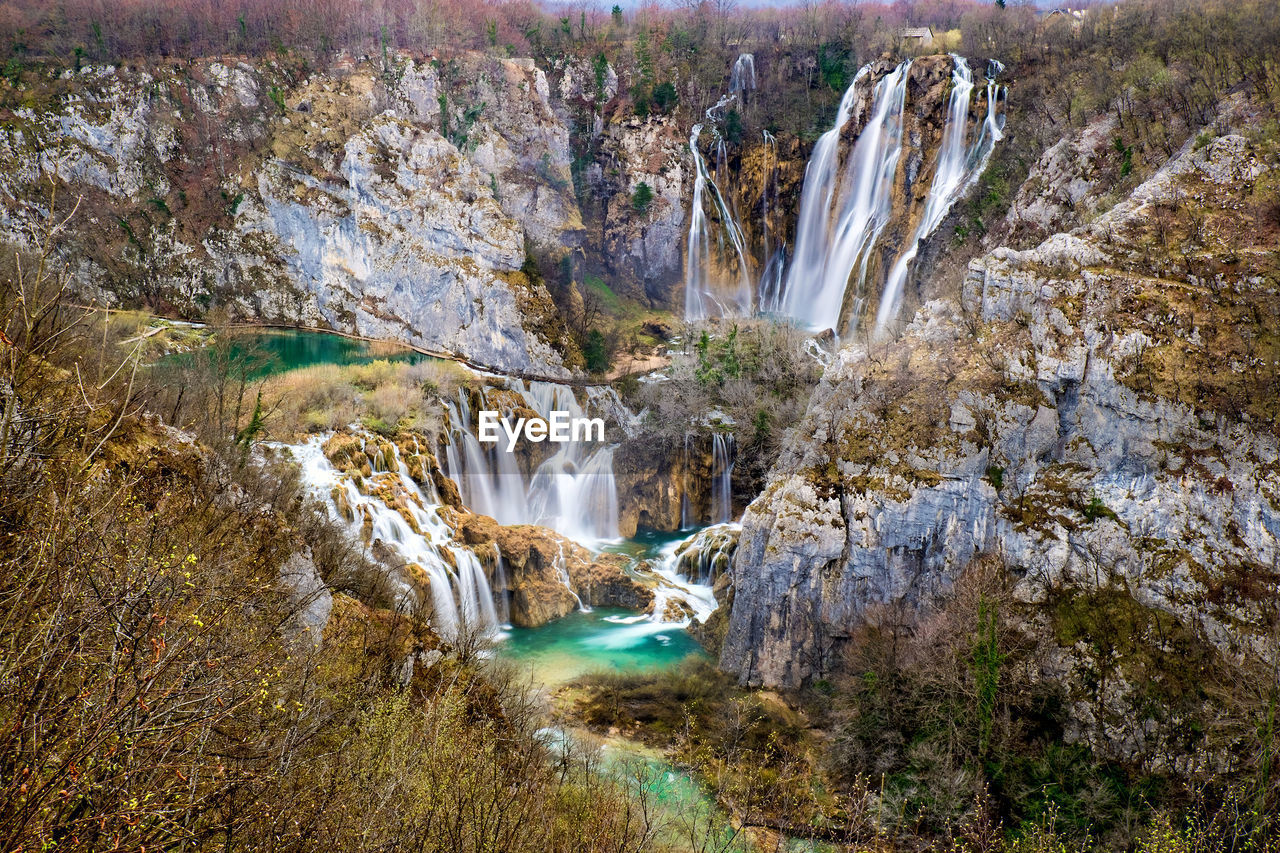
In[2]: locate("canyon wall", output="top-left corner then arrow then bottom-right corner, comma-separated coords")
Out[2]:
719,111 -> 1280,755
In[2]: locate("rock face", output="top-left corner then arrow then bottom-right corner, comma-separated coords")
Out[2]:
586,115 -> 690,305
458,514 -> 650,626
614,433 -> 711,536
569,552 -> 654,611
720,107 -> 1280,737
244,116 -> 567,372
278,549 -> 334,651
415,55 -> 584,250
0,55 -> 581,374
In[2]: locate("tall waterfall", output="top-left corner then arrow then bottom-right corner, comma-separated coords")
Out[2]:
443,379 -> 621,545
285,437 -> 501,641
874,56 -> 1005,336
779,62 -> 911,332
684,122 -> 754,321
711,432 -> 735,523
729,53 -> 756,97
758,129 -> 787,312
684,52 -> 761,322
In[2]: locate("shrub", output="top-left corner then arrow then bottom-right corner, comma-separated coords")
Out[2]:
631,181 -> 654,215
651,81 -> 677,113
583,329 -> 609,373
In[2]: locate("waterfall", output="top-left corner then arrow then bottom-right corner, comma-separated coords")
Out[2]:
673,522 -> 740,585
443,388 -> 527,525
283,437 -> 502,642
645,534 -> 719,625
729,53 -> 756,97
710,432 -> 735,524
874,56 -> 1005,336
684,122 -> 753,321
758,129 -> 787,313
780,62 -> 911,333
967,73 -> 1007,192
552,542 -> 590,612
443,379 -> 622,545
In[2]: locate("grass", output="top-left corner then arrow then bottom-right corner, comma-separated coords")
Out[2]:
583,274 -> 624,316
263,358 -> 472,439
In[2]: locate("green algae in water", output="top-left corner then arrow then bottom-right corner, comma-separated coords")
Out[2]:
499,607 -> 707,688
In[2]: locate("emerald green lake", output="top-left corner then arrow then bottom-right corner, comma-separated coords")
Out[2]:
499,607 -> 706,687
500,530 -> 710,687
161,328 -> 431,379
229,329 -> 431,377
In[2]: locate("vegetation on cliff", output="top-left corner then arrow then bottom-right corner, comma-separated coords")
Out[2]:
0,223 -> 672,851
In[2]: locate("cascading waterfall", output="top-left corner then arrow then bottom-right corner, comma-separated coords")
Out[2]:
684,121 -> 754,321
684,50 -> 763,322
443,387 -> 527,525
673,523 -> 740,585
443,379 -> 622,545
873,56 -> 1005,336
729,53 -> 756,97
779,62 -> 911,332
647,536 -> 719,625
969,71 -> 1007,191
284,437 -> 502,641
758,129 -> 787,312
710,432 -> 735,524
552,542 -> 590,612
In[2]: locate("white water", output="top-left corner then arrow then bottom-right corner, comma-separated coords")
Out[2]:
684,122 -> 754,321
780,62 -> 911,332
553,542 -> 590,612
443,379 -> 621,546
729,53 -> 756,97
645,535 -> 719,626
672,522 -> 740,586
874,56 -> 1005,336
283,436 -> 502,641
710,432 -> 735,524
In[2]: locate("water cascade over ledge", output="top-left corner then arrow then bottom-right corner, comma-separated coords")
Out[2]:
443,379 -> 622,546
685,120 -> 754,321
780,61 -> 911,331
874,56 -> 1006,336
284,436 -> 502,641
682,55 -> 1006,335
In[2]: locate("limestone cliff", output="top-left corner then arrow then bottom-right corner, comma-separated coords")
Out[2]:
719,108 -> 1280,764
0,55 -> 582,374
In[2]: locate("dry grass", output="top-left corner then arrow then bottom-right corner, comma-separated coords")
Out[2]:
264,358 -> 472,439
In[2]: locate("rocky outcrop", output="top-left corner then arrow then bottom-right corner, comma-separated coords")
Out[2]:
0,55 -> 581,374
586,115 -> 690,305
995,112 -> 1119,248
615,434 -> 693,535
412,55 -> 584,250
569,552 -> 654,610
720,108 -> 1280,737
278,548 -> 333,651
614,432 -> 730,536
458,514 -> 650,626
